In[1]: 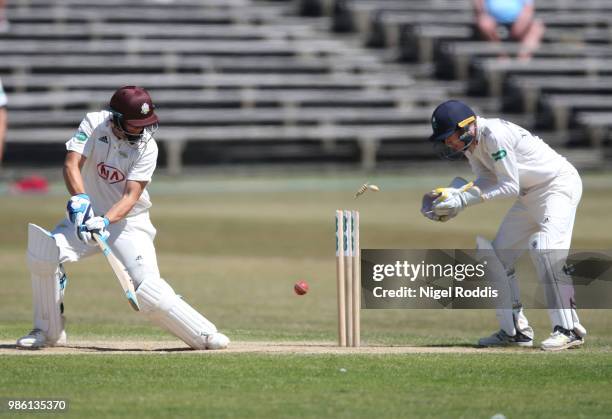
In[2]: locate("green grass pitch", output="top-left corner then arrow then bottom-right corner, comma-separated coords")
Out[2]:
1,171 -> 611,418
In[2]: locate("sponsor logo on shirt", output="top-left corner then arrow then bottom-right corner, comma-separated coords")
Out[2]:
97,162 -> 126,184
492,149 -> 507,161
75,131 -> 88,142
97,136 -> 109,143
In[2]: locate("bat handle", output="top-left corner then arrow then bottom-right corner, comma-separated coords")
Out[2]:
93,233 -> 110,255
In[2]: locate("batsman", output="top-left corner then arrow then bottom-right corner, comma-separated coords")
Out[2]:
422,100 -> 585,351
17,86 -> 229,350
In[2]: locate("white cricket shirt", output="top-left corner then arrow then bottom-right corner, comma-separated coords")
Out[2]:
65,110 -> 158,216
466,116 -> 568,200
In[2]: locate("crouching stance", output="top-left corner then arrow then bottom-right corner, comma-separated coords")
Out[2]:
422,100 -> 585,351
17,86 -> 229,350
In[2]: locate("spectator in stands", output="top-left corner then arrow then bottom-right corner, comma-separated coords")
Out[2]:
0,78 -> 7,166
473,0 -> 545,60
0,0 -> 9,33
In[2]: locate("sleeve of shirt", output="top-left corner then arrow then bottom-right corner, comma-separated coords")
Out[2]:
65,113 -> 100,158
127,141 -> 158,182
478,129 -> 520,201
468,155 -> 497,193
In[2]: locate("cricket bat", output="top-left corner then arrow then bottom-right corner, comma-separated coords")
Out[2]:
93,233 -> 140,311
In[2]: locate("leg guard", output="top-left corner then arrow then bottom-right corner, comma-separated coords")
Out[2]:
136,276 -> 218,349
477,236 -> 533,338
26,223 -> 66,344
529,232 -> 585,335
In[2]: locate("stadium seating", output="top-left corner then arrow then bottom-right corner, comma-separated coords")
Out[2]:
3,0 -> 611,170
2,0 -> 461,171
311,0 -> 612,169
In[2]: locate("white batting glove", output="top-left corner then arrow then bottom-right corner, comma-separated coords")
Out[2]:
66,193 -> 92,225
79,216 -> 110,246
66,193 -> 95,244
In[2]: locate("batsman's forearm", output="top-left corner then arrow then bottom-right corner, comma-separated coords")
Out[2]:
104,196 -> 139,224
63,163 -> 86,196
105,180 -> 146,223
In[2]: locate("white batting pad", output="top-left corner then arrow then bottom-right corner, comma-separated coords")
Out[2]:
136,276 -> 218,349
27,223 -> 65,343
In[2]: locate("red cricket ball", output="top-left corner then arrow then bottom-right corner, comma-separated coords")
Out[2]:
294,280 -> 309,295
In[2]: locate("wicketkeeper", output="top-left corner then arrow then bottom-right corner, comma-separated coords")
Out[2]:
17,86 -> 229,350
422,100 -> 585,351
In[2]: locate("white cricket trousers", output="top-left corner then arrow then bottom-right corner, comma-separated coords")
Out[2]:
52,211 -> 160,287
492,161 -> 583,333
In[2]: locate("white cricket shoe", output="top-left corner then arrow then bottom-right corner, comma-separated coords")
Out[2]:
205,332 -> 230,350
478,329 -> 533,347
541,326 -> 584,351
16,329 -> 47,349
16,329 -> 67,349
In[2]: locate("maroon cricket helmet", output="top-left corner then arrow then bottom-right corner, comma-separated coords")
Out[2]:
109,86 -> 159,127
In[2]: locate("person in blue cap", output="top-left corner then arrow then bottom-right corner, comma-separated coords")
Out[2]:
473,0 -> 545,59
422,99 -> 586,351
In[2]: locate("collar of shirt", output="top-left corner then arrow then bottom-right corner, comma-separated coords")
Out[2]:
470,116 -> 490,156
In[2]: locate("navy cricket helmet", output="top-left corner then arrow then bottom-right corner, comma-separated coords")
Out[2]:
429,100 -> 477,159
